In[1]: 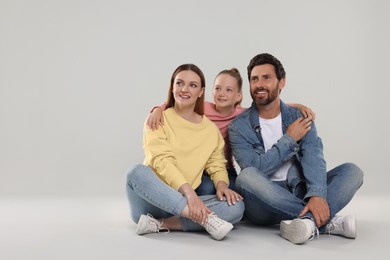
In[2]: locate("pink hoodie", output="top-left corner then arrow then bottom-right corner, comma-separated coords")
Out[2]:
203,101 -> 246,170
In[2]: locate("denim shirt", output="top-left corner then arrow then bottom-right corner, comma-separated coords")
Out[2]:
228,100 -> 327,200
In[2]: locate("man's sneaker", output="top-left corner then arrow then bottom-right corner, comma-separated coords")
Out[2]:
202,213 -> 233,240
280,218 -> 319,244
136,214 -> 170,235
325,215 -> 356,238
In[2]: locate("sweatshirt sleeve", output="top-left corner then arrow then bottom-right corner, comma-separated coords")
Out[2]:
143,122 -> 187,190
204,131 -> 229,188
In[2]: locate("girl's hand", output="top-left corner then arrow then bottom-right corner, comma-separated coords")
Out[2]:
146,107 -> 164,130
290,103 -> 316,121
216,181 -> 243,206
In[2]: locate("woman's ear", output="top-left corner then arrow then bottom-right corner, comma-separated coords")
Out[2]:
199,87 -> 205,98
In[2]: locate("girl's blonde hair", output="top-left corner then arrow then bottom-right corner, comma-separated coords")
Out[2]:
215,68 -> 243,106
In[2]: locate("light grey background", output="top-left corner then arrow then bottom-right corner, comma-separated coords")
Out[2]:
1,1 -> 389,259
1,0 -> 389,198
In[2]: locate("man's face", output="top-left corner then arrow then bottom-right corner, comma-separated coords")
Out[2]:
249,64 -> 285,106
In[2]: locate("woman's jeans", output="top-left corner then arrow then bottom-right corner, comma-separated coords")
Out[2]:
126,164 -> 245,231
235,162 -> 363,233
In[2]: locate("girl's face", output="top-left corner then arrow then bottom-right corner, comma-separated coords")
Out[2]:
172,70 -> 204,109
213,74 -> 242,111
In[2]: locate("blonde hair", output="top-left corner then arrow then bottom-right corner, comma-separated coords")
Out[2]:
215,68 -> 243,106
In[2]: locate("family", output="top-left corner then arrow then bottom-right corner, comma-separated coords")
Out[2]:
125,53 -> 364,244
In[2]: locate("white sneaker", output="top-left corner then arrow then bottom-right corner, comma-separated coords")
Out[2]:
280,218 -> 319,244
202,213 -> 233,240
325,215 -> 356,238
136,214 -> 170,235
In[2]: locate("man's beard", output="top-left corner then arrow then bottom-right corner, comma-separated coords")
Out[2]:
251,84 -> 280,106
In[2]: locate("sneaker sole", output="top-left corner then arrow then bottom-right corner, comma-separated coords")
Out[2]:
280,220 -> 311,244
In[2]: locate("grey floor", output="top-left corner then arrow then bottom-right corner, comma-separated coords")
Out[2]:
1,194 -> 388,260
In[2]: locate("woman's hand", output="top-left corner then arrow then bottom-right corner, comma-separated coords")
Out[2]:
216,181 -> 243,206
179,184 -> 211,225
146,107 -> 164,130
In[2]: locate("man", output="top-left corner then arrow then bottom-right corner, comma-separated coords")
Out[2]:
228,53 -> 364,244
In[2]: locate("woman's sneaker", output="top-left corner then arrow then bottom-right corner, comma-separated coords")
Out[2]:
280,218 -> 319,244
136,214 -> 170,235
202,213 -> 233,240
325,215 -> 356,238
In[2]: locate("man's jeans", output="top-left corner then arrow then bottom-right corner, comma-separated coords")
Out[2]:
235,162 -> 363,233
126,164 -> 245,231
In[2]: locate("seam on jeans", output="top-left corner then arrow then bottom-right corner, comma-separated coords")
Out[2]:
240,185 -> 298,219
131,182 -> 178,215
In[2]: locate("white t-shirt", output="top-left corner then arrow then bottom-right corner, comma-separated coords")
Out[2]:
259,114 -> 292,181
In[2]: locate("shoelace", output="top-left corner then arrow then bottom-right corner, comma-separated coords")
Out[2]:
308,226 -> 320,240
302,218 -> 319,241
300,217 -> 320,240
204,212 -> 223,229
146,213 -> 170,234
326,216 -> 343,235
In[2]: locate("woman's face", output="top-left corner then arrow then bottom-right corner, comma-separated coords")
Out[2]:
172,70 -> 204,108
213,74 -> 242,110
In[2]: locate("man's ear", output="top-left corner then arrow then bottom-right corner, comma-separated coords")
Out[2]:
279,78 -> 286,90
278,78 -> 286,94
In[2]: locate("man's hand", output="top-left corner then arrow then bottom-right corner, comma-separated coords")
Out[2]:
299,196 -> 330,227
286,116 -> 312,142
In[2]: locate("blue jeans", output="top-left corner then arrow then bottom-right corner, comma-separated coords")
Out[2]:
235,162 -> 363,233
195,168 -> 238,195
126,164 -> 245,231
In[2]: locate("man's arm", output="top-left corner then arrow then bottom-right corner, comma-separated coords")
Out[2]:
297,120 -> 327,200
297,119 -> 329,227
228,121 -> 298,176
229,114 -> 313,176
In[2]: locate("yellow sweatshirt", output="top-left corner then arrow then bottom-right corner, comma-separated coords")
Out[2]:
143,108 -> 229,191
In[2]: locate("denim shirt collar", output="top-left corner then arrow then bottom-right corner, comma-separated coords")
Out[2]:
249,100 -> 293,135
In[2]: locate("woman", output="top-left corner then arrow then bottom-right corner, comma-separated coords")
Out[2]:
126,64 -> 245,240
